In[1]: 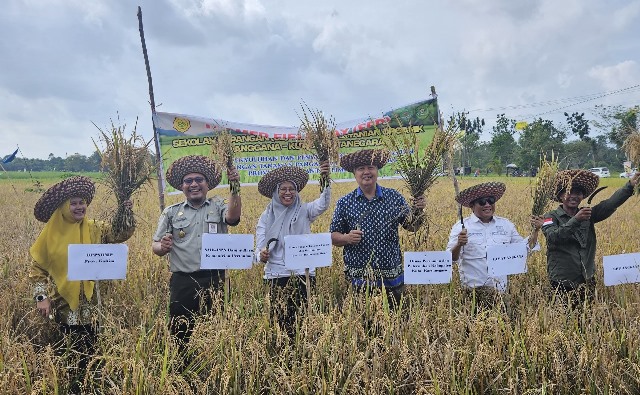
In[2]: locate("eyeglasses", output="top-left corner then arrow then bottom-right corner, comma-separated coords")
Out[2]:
183,177 -> 206,185
474,196 -> 496,206
278,187 -> 297,193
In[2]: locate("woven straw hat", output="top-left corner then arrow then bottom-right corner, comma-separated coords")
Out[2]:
455,182 -> 506,208
34,176 -> 96,222
554,169 -> 599,201
165,155 -> 221,190
258,166 -> 309,198
339,149 -> 389,173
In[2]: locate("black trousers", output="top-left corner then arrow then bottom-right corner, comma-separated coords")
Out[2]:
169,270 -> 224,351
266,275 -> 314,337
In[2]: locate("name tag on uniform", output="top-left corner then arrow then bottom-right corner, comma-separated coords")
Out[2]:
208,223 -> 218,234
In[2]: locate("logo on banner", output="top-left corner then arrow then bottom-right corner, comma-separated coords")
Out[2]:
173,117 -> 191,133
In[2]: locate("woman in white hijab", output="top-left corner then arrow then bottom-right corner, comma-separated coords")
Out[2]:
255,161 -> 330,337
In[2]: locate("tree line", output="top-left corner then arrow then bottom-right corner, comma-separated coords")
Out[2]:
1,151 -> 103,172
451,104 -> 638,175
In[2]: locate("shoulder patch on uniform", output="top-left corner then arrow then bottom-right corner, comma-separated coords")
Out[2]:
542,217 -> 554,227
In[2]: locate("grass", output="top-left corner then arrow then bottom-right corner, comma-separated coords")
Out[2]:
1,176 -> 639,394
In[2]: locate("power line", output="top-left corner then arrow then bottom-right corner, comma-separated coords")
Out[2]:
467,84 -> 640,115
525,84 -> 640,119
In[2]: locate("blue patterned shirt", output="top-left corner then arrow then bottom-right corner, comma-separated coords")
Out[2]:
330,184 -> 411,284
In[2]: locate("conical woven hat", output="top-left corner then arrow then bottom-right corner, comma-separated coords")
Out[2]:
258,166 -> 309,198
165,155 -> 221,190
455,182 -> 506,208
554,169 -> 599,201
34,176 -> 95,222
339,149 -> 389,173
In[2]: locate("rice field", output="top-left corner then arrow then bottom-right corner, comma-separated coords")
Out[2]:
1,175 -> 639,394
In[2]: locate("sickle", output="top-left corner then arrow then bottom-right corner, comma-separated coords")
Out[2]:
587,186 -> 608,205
266,238 -> 278,252
458,204 -> 465,229
355,210 -> 370,231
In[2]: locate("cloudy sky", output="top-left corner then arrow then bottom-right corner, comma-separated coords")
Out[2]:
2,0 -> 639,159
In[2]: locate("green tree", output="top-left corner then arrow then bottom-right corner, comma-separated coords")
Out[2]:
63,153 -> 89,172
517,118 -> 566,171
564,140 -> 593,168
564,112 -> 590,140
88,150 -> 102,172
490,114 -> 518,167
447,112 -> 484,171
48,153 -> 64,171
593,105 -> 639,149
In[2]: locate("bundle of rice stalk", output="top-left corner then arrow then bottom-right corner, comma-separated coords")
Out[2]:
622,130 -> 640,195
531,152 -> 559,216
92,116 -> 154,237
211,129 -> 240,196
297,102 -> 339,192
383,118 -> 458,199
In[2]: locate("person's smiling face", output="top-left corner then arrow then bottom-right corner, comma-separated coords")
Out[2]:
354,165 -> 378,190
471,196 -> 496,223
561,189 -> 585,211
278,181 -> 297,207
68,197 -> 87,222
181,172 -> 209,206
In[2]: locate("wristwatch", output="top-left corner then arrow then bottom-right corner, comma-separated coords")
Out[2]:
35,294 -> 47,302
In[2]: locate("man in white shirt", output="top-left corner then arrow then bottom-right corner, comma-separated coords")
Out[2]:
447,182 -> 542,308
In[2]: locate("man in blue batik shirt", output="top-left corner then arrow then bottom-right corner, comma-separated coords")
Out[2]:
330,149 -> 426,308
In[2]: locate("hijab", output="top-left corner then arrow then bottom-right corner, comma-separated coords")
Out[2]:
30,199 -> 101,311
263,182 -> 306,263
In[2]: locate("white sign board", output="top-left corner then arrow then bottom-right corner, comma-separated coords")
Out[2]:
603,253 -> 640,286
404,251 -> 452,285
486,243 -> 527,277
200,233 -> 254,269
68,244 -> 128,280
284,233 -> 332,270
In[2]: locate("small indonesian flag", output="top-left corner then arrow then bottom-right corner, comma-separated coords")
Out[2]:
542,217 -> 554,227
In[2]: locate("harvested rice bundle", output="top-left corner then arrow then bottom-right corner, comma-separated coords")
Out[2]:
212,129 -> 240,196
383,118 -> 458,199
623,130 -> 640,195
531,152 -> 559,216
297,103 -> 339,192
92,116 -> 154,237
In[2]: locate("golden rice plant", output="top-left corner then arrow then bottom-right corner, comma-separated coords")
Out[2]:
622,130 -> 640,195
211,128 -> 240,196
531,151 -> 559,216
92,116 -> 155,237
297,102 -> 340,192
382,117 -> 458,199
4,176 -> 640,393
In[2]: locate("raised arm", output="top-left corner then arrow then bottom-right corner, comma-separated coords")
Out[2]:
225,166 -> 241,226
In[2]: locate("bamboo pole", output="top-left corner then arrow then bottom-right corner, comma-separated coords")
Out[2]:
137,6 -> 165,211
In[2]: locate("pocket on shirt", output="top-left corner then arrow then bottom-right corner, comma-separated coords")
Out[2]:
468,234 -> 485,245
491,235 -> 511,244
206,212 -> 222,233
171,216 -> 192,244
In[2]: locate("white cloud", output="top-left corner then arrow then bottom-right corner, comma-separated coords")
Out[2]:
168,0 -> 265,20
1,0 -> 639,158
588,61 -> 640,91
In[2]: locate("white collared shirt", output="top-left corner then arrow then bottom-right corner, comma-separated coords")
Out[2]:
446,213 -> 539,292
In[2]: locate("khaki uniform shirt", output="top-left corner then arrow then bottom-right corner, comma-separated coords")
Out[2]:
153,197 -> 232,273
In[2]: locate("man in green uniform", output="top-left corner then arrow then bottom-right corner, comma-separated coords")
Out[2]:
542,169 -> 639,304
